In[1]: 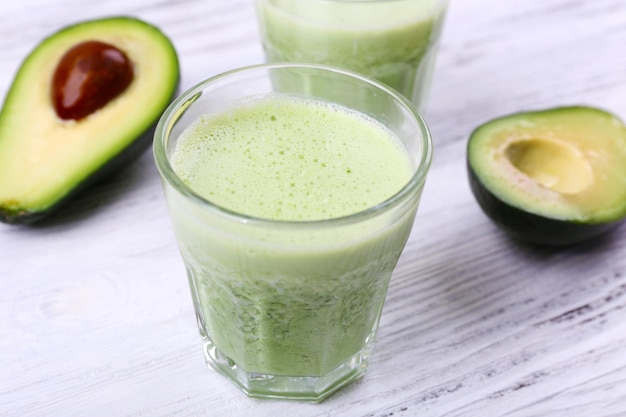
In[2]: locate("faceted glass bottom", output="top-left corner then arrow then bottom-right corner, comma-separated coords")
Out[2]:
200,335 -> 374,402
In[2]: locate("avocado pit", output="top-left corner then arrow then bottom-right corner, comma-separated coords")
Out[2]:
504,138 -> 593,195
51,40 -> 134,120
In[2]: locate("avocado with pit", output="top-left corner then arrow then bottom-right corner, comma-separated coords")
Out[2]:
0,16 -> 180,224
467,106 -> 626,245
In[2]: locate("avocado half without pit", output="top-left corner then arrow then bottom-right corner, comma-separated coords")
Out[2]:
467,106 -> 626,246
0,17 -> 180,224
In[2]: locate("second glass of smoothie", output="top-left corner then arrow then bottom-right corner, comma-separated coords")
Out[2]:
255,0 -> 449,110
153,63 -> 432,402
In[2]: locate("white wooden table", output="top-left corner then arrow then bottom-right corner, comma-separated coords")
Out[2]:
2,1 -> 626,416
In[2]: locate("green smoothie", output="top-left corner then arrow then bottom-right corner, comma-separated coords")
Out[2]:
169,94 -> 417,377
256,0 -> 448,108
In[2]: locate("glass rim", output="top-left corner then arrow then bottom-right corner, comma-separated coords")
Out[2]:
153,62 -> 433,227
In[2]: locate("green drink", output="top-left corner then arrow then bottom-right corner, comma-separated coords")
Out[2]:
256,0 -> 448,109
154,64 -> 432,401
172,95 -> 411,375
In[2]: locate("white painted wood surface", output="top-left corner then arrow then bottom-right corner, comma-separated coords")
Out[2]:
2,0 -> 626,415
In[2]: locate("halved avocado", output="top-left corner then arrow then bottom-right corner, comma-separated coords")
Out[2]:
0,16 -> 180,224
467,106 -> 626,245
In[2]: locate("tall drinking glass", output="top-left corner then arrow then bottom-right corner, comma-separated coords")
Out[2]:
255,0 -> 449,110
153,63 -> 432,402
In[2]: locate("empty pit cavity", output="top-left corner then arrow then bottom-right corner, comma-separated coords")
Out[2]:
504,138 -> 593,194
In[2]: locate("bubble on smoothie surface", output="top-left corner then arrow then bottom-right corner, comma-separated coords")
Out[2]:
171,94 -> 413,221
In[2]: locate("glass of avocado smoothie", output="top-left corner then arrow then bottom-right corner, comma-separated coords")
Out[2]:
153,63 -> 432,402
255,0 -> 449,110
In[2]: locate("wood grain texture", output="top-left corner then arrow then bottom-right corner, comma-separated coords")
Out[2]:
1,0 -> 626,416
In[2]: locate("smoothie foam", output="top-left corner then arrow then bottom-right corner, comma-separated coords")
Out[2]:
172,95 -> 412,221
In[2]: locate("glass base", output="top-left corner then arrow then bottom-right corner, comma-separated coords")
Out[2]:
201,338 -> 372,402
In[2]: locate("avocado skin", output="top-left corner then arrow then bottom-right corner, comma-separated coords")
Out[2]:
467,159 -> 619,246
0,17 -> 180,225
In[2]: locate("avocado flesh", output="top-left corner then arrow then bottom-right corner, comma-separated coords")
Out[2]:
467,106 -> 626,245
0,17 -> 179,224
